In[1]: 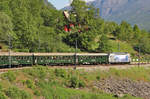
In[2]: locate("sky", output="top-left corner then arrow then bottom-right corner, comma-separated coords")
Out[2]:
48,0 -> 95,10
48,0 -> 70,10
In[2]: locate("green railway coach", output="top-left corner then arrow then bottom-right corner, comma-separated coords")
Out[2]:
0,53 -> 33,67
0,53 -> 110,66
34,53 -> 75,65
0,56 -> 9,66
77,53 -> 109,65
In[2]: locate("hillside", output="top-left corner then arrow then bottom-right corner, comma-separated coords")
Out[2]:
0,0 -> 150,54
89,0 -> 150,30
1,66 -> 149,99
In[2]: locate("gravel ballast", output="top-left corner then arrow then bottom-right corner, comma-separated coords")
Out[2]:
94,77 -> 150,99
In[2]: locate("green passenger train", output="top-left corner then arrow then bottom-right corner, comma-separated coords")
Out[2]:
0,52 -> 109,67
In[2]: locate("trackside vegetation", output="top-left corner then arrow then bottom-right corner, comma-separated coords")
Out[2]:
0,66 -> 149,99
0,0 -> 150,54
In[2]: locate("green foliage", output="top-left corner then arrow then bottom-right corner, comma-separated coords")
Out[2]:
2,71 -> 16,82
0,12 -> 15,44
54,69 -> 67,78
34,90 -> 41,96
0,92 -> 7,99
26,80 -> 35,89
136,33 -> 150,54
78,80 -> 85,88
0,0 -> 149,54
24,66 -> 47,79
96,76 -> 101,80
5,87 -> 31,99
97,34 -> 112,52
109,40 -> 136,53
0,67 -> 144,99
0,83 -> 2,91
70,76 -> 79,88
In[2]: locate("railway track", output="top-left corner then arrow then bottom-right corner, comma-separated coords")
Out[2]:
0,63 -> 150,73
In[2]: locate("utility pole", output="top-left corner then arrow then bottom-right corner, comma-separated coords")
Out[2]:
74,37 -> 77,70
118,40 -> 120,52
138,45 -> 140,67
37,24 -> 41,51
8,34 -> 11,68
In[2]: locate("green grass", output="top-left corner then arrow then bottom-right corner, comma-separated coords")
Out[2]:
0,66 -> 147,99
82,66 -> 150,82
109,40 -> 136,54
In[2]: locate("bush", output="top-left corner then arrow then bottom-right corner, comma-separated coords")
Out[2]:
26,80 -> 35,89
0,92 -> 7,99
5,86 -> 31,99
79,80 -> 85,88
70,76 -> 79,88
96,76 -> 101,80
20,90 -> 32,99
0,83 -> 2,91
54,69 -> 67,78
2,71 -> 16,82
34,90 -> 41,96
24,67 -> 47,79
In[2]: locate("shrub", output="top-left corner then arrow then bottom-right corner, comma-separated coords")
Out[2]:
0,92 -> 7,99
2,71 -> 16,82
96,76 -> 101,80
78,80 -> 85,88
54,69 -> 67,78
26,80 -> 35,89
0,83 -> 2,91
24,66 -> 47,79
34,90 -> 41,96
70,76 -> 79,88
20,90 -> 32,99
5,86 -> 31,99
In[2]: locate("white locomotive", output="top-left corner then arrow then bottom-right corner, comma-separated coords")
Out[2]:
109,52 -> 131,64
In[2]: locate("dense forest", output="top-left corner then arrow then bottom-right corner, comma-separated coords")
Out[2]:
0,0 -> 150,54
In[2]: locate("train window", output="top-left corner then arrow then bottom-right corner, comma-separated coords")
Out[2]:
35,57 -> 38,60
53,56 -> 56,59
23,57 -> 26,60
26,56 -> 28,59
48,57 -> 50,59
65,56 -> 68,59
63,56 -> 66,60
19,57 -> 22,60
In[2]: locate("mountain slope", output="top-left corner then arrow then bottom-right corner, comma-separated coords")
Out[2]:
44,0 -> 56,9
89,0 -> 150,30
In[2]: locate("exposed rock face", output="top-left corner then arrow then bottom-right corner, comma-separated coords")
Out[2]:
90,0 -> 135,17
89,0 -> 150,30
94,77 -> 150,99
44,0 -> 56,9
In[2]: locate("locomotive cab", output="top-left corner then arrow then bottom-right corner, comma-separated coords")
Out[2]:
108,52 -> 131,64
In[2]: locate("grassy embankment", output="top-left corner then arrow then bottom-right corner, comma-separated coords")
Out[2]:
0,66 -> 149,99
